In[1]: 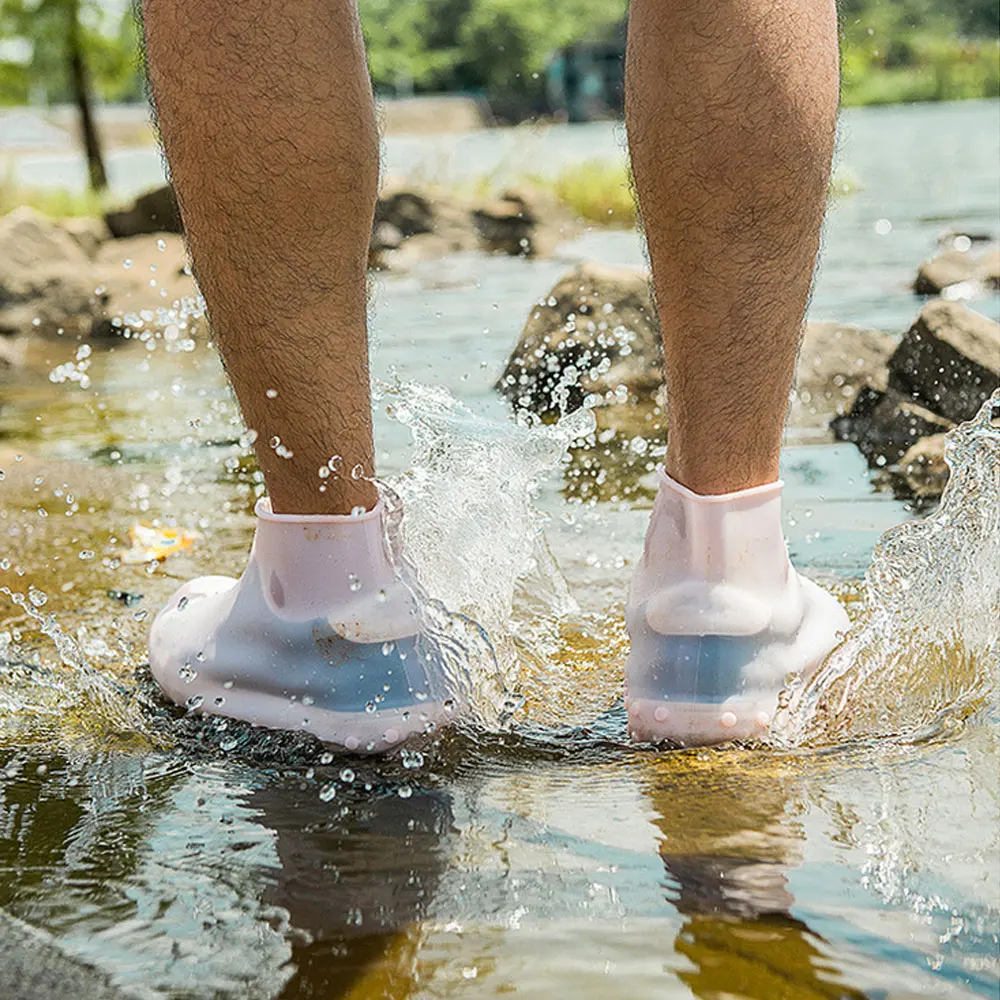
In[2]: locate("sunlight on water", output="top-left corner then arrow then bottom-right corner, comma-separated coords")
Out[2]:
772,391 -> 1000,748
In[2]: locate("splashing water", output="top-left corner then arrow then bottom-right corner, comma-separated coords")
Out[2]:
377,379 -> 596,723
772,392 -> 1000,748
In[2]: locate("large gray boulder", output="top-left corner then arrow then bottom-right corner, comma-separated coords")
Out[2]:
496,261 -> 662,420
831,384 -> 953,469
0,206 -> 104,337
887,300 -> 1000,424
498,263 -> 893,430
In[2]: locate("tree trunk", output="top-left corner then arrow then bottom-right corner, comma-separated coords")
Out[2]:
67,0 -> 108,192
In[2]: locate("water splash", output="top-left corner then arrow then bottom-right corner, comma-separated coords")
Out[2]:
377,379 -> 595,723
772,392 -> 1000,748
0,595 -> 158,750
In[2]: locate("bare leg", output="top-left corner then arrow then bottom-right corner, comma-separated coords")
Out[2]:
625,0 -> 839,495
143,0 -> 377,514
623,2 -> 848,745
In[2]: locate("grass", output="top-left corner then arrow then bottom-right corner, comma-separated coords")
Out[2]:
0,177 -> 106,218
541,160 -> 638,227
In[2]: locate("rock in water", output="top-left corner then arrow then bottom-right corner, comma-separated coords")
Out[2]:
0,206 -> 104,338
790,321 -> 895,428
897,433 -> 950,500
496,261 -> 662,420
473,192 -> 537,256
104,185 -> 183,238
498,263 -> 894,431
914,244 -> 1000,295
888,300 -> 1000,424
831,385 -> 953,468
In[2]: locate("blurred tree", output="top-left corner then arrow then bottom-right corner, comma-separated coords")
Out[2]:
359,0 -> 627,96
0,0 -> 144,190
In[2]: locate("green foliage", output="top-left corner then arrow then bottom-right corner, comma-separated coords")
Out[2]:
0,173 -> 105,215
358,0 -> 627,96
0,0 -> 995,111
0,0 -> 142,106
839,1 -> 1000,106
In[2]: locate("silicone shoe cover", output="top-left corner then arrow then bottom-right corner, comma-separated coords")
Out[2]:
625,469 -> 850,746
149,498 -> 453,753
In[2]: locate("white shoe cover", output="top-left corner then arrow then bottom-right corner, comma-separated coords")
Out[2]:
149,498 -> 452,753
626,469 -> 849,746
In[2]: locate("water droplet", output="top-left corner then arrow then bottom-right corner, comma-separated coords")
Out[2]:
220,737 -> 239,751
318,466 -> 331,479
401,749 -> 424,769
28,587 -> 47,607
319,783 -> 337,802
78,549 -> 95,560
376,589 -> 387,603
398,784 -> 413,799
156,238 -> 166,251
223,680 -> 234,690
339,768 -> 355,783
443,698 -> 455,713
319,752 -> 334,764
186,694 -> 204,709
381,640 -> 395,656
348,574 -> 362,592
350,464 -> 364,480
302,695 -> 314,706
265,388 -> 278,399
214,696 -> 225,707
123,258 -> 133,269
364,700 -> 376,713
177,596 -> 189,611
179,663 -> 197,682
350,505 -> 367,517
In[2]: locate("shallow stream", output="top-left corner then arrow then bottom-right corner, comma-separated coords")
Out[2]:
1,101 -> 998,998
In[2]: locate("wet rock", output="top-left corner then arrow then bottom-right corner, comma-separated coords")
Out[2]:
896,433 -> 949,500
914,244 -> 1000,295
887,300 -> 1000,424
59,216 -> 108,259
831,385 -> 953,468
0,206 -> 104,337
375,190 -> 435,238
473,191 -> 537,256
790,321 -> 894,429
372,221 -> 403,253
104,184 -> 183,238
497,261 -> 661,420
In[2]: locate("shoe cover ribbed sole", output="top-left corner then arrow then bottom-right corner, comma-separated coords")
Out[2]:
625,632 -> 796,747
157,668 -> 449,753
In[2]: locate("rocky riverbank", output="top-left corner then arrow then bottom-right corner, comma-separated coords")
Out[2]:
497,262 -> 1000,502
2,186 -> 998,503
